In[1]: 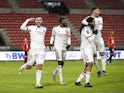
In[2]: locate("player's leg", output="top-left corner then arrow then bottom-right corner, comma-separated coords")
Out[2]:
108,48 -> 114,64
84,62 -> 93,87
57,50 -> 66,85
52,50 -> 59,82
59,50 -> 67,85
24,51 -> 28,63
35,50 -> 45,88
75,49 -> 86,86
93,44 -> 101,77
98,38 -> 107,75
75,68 -> 86,86
75,48 -> 93,87
18,50 -> 34,74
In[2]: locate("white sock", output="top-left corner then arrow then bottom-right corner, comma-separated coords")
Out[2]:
21,63 -> 27,69
52,66 -> 58,75
85,71 -> 91,84
101,56 -> 106,71
94,57 -> 100,72
36,70 -> 42,85
58,65 -> 63,83
76,72 -> 86,82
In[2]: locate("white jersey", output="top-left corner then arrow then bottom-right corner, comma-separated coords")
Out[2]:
80,26 -> 95,49
50,25 -> 71,50
82,16 -> 105,52
20,19 -> 46,49
27,25 -> 46,49
82,16 -> 103,38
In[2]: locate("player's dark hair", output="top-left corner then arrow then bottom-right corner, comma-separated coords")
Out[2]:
59,16 -> 66,23
86,17 -> 94,23
91,6 -> 99,13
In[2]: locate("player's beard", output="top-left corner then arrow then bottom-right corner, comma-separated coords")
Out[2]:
37,24 -> 41,28
63,24 -> 67,27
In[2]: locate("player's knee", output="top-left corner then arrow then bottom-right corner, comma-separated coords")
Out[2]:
58,61 -> 64,67
88,62 -> 93,67
100,52 -> 104,56
94,54 -> 97,57
26,65 -> 32,70
36,64 -> 43,70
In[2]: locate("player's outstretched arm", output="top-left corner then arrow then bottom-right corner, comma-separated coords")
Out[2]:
20,18 -> 35,31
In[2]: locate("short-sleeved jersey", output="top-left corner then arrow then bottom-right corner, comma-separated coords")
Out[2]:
27,25 -> 46,49
108,35 -> 115,48
80,26 -> 95,49
23,41 -> 29,51
50,25 -> 71,50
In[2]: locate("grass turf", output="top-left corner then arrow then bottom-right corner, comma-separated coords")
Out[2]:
0,60 -> 124,93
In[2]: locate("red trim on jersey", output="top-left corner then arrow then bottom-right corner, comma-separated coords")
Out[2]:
108,35 -> 115,48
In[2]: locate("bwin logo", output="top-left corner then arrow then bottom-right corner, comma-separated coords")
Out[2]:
6,53 -> 11,59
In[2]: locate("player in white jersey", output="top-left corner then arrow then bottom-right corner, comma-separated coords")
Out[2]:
75,17 -> 95,87
18,17 -> 46,88
49,16 -> 71,85
82,7 -> 107,77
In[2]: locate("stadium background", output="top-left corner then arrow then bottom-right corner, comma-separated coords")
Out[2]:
0,0 -> 123,51
0,1 -> 124,93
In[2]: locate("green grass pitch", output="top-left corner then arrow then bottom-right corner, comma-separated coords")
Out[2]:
0,60 -> 124,93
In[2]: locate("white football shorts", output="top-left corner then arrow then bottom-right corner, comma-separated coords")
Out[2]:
81,46 -> 94,63
27,48 -> 46,66
96,37 -> 105,52
55,49 -> 66,61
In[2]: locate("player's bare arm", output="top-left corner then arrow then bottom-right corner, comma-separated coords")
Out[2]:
20,18 -> 35,31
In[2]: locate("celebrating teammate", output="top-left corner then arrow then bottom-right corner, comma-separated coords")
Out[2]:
82,7 -> 107,77
107,31 -> 115,64
23,37 -> 29,63
75,17 -> 95,87
18,17 -> 47,88
49,16 -> 71,85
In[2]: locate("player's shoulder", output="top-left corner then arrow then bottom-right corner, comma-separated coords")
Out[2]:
66,26 -> 70,30
52,25 -> 60,31
97,16 -> 103,20
41,26 -> 47,30
27,25 -> 35,28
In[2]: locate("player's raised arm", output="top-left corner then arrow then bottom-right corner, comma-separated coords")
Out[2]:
20,18 -> 35,31
81,16 -> 89,25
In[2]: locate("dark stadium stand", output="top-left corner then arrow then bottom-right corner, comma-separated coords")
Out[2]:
0,0 -> 123,50
0,13 -> 79,47
94,0 -> 124,9
16,0 -> 43,8
67,14 -> 124,46
65,0 -> 89,9
0,0 -> 11,8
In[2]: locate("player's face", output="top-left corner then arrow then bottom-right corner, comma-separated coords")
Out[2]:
95,8 -> 101,16
61,19 -> 68,27
35,17 -> 43,27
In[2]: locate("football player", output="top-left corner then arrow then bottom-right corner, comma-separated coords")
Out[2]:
18,17 -> 46,88
75,17 -> 95,87
49,16 -> 71,85
82,7 -> 107,77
